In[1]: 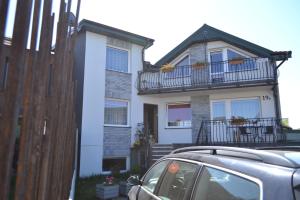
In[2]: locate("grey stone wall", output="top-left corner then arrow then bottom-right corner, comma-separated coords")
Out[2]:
104,64 -> 132,158
191,95 -> 210,143
103,126 -> 131,157
189,43 -> 210,85
189,43 -> 206,64
105,70 -> 132,100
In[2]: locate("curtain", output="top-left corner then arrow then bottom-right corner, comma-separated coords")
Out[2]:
106,47 -> 128,72
104,99 -> 128,125
231,99 -> 260,119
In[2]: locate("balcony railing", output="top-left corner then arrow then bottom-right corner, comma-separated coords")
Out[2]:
138,58 -> 275,94
196,118 -> 286,146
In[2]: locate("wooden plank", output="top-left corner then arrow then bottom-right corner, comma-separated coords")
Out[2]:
0,0 -> 33,199
0,0 -> 80,198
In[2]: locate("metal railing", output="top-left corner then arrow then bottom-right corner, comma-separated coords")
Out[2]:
196,118 -> 286,146
138,58 -> 275,94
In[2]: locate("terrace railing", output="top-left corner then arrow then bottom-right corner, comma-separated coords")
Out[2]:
196,118 -> 286,146
138,58 -> 275,94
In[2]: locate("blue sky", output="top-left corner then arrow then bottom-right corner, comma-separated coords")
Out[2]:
5,0 -> 300,128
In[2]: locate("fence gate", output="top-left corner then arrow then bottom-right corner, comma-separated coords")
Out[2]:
0,0 -> 80,199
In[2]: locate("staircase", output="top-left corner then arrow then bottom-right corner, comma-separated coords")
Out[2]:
150,144 -> 174,164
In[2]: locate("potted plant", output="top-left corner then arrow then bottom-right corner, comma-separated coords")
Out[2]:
229,57 -> 244,65
231,116 -> 247,125
160,63 -> 175,72
192,61 -> 207,69
96,176 -> 119,199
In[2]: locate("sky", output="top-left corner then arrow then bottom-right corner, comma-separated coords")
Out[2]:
5,0 -> 300,129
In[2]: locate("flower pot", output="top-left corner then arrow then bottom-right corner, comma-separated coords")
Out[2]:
119,181 -> 132,196
192,62 -> 207,69
96,184 -> 119,199
229,59 -> 244,65
160,64 -> 175,72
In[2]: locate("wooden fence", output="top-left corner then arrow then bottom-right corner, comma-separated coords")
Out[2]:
0,0 -> 80,199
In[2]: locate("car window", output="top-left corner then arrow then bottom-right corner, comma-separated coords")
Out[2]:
193,166 -> 260,200
142,160 -> 169,193
157,161 -> 199,200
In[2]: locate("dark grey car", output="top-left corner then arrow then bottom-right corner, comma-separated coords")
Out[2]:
128,146 -> 300,200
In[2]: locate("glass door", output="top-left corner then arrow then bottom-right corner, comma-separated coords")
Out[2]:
210,51 -> 225,83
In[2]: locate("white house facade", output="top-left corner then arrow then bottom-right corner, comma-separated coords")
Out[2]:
75,21 -> 291,177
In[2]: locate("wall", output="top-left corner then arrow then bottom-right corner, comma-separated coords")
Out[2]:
191,95 -> 210,142
80,32 -> 106,177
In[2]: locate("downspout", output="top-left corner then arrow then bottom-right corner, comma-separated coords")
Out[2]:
272,58 -> 287,120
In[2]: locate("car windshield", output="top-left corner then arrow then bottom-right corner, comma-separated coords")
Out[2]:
285,152 -> 300,165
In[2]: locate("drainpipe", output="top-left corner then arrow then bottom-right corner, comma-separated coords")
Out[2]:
272,59 -> 287,120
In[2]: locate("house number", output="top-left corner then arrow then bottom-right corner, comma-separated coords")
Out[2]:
262,95 -> 271,101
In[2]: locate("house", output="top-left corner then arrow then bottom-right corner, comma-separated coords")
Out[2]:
75,20 -> 291,177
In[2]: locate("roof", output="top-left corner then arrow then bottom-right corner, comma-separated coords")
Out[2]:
155,24 -> 292,66
78,19 -> 154,49
167,146 -> 300,168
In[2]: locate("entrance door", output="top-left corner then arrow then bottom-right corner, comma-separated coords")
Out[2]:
144,104 -> 158,143
210,51 -> 225,83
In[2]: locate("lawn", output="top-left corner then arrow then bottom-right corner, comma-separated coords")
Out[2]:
75,173 -> 131,200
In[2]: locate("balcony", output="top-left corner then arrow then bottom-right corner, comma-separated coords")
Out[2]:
138,58 -> 276,94
196,118 -> 286,146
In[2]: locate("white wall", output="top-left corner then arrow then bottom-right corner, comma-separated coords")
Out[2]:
80,32 -> 106,177
130,44 -> 145,144
135,95 -> 193,144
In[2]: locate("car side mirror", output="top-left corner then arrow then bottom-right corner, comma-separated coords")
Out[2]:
127,175 -> 142,186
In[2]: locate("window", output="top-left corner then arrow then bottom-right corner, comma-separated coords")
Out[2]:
157,161 -> 198,200
167,103 -> 191,127
210,51 -> 224,74
104,99 -> 128,126
231,99 -> 260,119
103,158 -> 126,171
166,55 -> 190,78
212,101 -> 226,121
227,49 -> 255,72
193,166 -> 260,200
106,46 -> 129,72
142,160 -> 169,193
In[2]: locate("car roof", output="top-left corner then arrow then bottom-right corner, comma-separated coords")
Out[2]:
164,146 -> 300,168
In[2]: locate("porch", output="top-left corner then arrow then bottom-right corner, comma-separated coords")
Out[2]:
138,58 -> 276,95
196,118 -> 286,146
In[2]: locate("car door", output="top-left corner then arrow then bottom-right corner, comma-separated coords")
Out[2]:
133,160 -> 170,200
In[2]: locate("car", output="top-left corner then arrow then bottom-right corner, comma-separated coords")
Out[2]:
127,146 -> 300,200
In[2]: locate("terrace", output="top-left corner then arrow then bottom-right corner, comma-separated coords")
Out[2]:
138,57 -> 276,95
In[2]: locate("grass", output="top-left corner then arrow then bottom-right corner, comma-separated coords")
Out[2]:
75,173 -> 131,200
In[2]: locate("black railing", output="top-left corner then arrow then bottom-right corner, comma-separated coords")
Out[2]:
138,58 -> 275,94
196,118 -> 286,146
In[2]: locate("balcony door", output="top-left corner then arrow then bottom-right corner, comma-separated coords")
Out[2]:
210,51 -> 224,83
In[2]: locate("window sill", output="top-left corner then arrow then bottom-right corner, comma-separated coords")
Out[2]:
106,68 -> 131,74
165,127 -> 192,129
104,125 -> 131,128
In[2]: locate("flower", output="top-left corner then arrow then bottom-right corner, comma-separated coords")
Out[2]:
104,176 -> 114,185
160,63 -> 175,72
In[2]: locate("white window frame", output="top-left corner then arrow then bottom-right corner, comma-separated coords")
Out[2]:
106,45 -> 130,73
210,97 -> 261,120
166,102 -> 192,128
208,47 -> 254,74
104,98 -> 130,127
